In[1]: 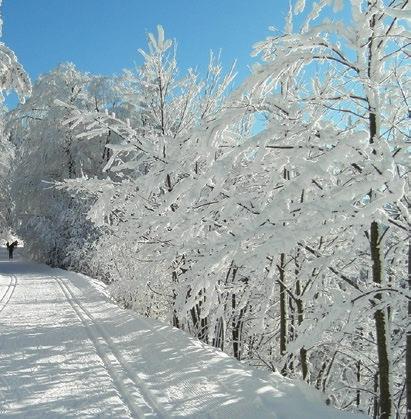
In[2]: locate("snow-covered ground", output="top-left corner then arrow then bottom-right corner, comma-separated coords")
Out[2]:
0,248 -> 365,418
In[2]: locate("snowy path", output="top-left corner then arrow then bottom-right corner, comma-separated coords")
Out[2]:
0,250 -> 364,418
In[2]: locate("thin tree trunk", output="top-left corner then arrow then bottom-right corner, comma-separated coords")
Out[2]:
230,265 -> 247,360
232,293 -> 240,359
288,294 -> 295,374
231,293 -> 246,360
295,253 -> 308,382
374,372 -> 379,419
370,221 -> 391,419
278,254 -> 287,358
356,360 -> 361,408
315,361 -> 327,391
212,317 -> 225,350
171,271 -> 179,328
278,166 -> 290,375
367,6 -> 392,410
296,289 -> 308,381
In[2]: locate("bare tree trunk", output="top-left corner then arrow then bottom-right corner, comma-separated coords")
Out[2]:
315,361 -> 327,390
367,6 -> 392,407
172,290 -> 180,329
189,303 -> 208,342
171,256 -> 187,330
278,166 -> 290,374
230,265 -> 247,360
370,221 -> 391,419
278,253 -> 287,359
231,293 -> 241,360
295,249 -> 308,382
373,372 -> 379,419
296,288 -> 308,381
212,317 -> 225,350
288,294 -> 295,374
188,288 -> 208,342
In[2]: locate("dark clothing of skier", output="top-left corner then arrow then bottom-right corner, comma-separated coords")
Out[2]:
6,241 -> 18,259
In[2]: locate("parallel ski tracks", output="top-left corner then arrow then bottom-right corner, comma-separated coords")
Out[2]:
0,270 -> 243,418
0,274 -> 17,314
54,275 -> 167,419
0,271 -> 246,419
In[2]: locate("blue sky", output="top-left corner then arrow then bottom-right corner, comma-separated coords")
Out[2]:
3,0 -> 292,107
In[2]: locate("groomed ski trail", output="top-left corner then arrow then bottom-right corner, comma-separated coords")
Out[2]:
0,250 -> 365,418
54,275 -> 164,418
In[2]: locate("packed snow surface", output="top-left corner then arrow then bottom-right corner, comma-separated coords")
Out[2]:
0,249 -> 365,418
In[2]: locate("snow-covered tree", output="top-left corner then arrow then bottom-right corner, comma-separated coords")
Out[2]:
54,25 -> 239,283
248,2 -> 409,416
7,64 -> 113,264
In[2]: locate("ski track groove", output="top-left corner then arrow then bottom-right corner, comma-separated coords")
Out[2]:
54,275 -> 167,419
0,274 -> 17,314
0,274 -> 14,304
61,277 -> 222,419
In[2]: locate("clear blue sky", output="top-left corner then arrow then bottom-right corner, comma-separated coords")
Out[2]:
3,0 -> 292,99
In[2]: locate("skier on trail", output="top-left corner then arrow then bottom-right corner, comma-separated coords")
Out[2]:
6,240 -> 18,259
